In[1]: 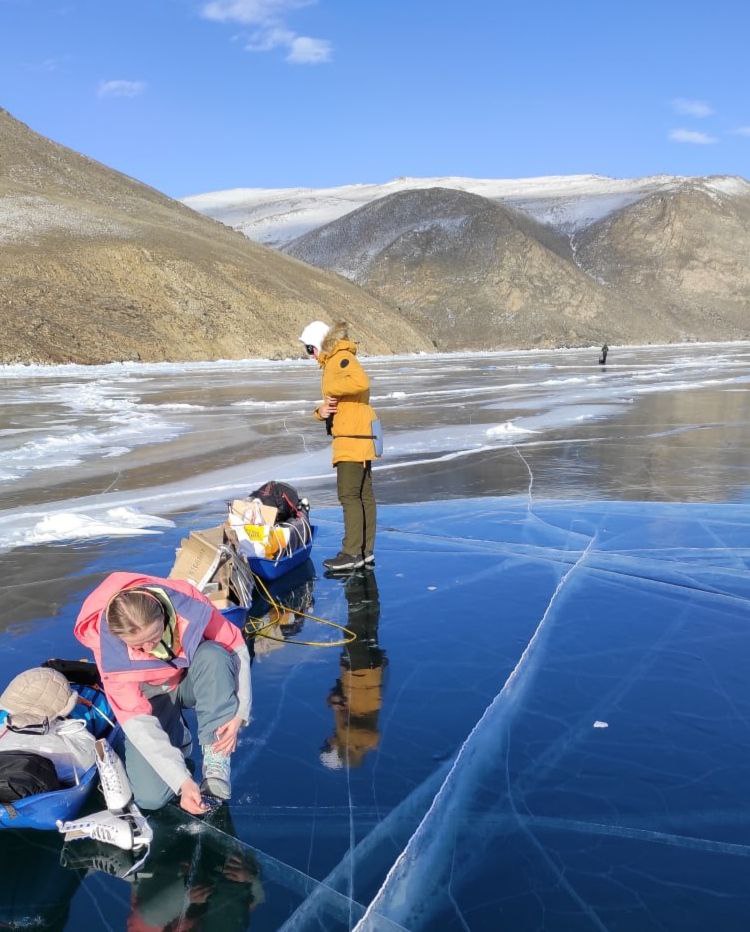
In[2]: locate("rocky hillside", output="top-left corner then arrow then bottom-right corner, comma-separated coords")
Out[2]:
0,108 -> 431,364
574,180 -> 750,341
284,187 -> 632,350
281,182 -> 750,350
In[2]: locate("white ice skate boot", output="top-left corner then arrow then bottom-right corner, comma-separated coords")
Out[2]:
57,810 -> 135,851
95,738 -> 133,812
57,803 -> 153,851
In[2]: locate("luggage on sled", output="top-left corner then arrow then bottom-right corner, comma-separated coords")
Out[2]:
0,660 -> 118,831
227,481 -> 315,582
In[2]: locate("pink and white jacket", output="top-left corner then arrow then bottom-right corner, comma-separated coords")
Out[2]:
75,571 -> 251,794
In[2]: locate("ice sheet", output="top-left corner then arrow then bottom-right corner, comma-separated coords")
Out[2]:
1,342 -> 748,550
2,497 -> 750,929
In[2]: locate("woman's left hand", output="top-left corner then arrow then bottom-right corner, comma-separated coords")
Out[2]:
213,716 -> 243,754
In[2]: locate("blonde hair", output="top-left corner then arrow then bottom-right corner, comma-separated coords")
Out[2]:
106,589 -> 164,638
321,320 -> 350,354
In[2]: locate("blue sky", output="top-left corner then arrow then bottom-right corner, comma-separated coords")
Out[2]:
1,0 -> 749,197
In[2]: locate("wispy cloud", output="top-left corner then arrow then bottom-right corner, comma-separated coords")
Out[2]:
287,35 -> 331,63
25,56 -> 67,73
669,128 -> 717,145
201,0 -> 332,64
202,1 -> 313,24
97,79 -> 147,99
671,98 -> 714,118
730,126 -> 750,137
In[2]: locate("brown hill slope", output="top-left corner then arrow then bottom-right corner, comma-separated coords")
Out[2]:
574,180 -> 750,340
0,108 -> 431,363
285,187 -> 642,350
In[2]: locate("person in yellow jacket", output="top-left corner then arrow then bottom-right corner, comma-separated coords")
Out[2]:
299,320 -> 379,572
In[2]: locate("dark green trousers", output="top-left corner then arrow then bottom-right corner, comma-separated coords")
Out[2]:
336,461 -> 376,557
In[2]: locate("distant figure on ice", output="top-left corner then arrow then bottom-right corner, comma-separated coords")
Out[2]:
599,344 -> 609,365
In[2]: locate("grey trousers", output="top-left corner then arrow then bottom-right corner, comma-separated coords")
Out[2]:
124,641 -> 239,810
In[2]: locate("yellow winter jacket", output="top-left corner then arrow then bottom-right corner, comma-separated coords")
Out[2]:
314,339 -> 377,465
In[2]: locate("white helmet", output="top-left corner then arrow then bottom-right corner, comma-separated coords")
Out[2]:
299,320 -> 330,352
319,745 -> 344,770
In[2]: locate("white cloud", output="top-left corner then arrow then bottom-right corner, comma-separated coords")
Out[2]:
669,128 -> 718,145
202,0 -> 312,24
201,0 -> 331,64
286,35 -> 331,63
97,79 -> 147,99
731,126 -> 750,137
671,98 -> 714,118
245,26 -> 295,51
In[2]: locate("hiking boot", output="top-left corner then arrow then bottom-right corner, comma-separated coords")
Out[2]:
323,552 -> 364,571
201,745 -> 231,800
95,739 -> 133,813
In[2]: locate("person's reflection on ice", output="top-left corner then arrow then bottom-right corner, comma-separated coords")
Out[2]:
123,806 -> 263,931
320,570 -> 387,770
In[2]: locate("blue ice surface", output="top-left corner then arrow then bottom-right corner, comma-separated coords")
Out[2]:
1,496 -> 750,930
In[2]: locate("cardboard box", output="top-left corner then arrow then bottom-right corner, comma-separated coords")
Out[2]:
229,499 -> 278,527
169,525 -> 227,590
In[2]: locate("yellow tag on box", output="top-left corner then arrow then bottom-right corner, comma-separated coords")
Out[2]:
244,524 -> 269,543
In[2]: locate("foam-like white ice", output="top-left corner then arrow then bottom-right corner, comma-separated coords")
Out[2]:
1,341 -> 747,552
0,378 -> 189,481
486,422 -> 538,438
231,398 -> 311,409
12,508 -> 174,549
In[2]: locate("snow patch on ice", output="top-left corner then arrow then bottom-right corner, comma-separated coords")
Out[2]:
486,421 -> 537,439
19,508 -> 174,548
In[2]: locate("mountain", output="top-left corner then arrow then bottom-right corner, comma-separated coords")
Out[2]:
574,179 -> 750,341
183,174 -> 690,247
0,108 -> 431,364
284,187 -> 640,350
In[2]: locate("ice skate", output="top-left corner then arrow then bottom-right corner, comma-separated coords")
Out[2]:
94,738 -> 133,812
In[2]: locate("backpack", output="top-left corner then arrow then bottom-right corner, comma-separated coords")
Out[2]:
0,751 -> 60,802
248,481 -> 308,523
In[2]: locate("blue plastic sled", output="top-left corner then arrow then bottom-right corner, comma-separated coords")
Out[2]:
0,683 -> 117,832
243,525 -> 317,582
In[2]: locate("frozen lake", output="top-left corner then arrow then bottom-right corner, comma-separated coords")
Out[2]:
1,342 -> 749,929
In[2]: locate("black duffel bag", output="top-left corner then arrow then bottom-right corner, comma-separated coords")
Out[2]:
248,481 -> 308,523
0,751 -> 60,803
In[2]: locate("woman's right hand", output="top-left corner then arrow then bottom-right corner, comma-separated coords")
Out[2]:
179,777 -> 208,814
319,396 -> 338,417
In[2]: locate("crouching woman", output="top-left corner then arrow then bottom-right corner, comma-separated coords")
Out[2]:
74,572 -> 251,815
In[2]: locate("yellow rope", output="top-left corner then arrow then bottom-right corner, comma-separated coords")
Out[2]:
244,571 -> 356,648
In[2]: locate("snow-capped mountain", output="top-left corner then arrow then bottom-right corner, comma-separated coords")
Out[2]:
280,179 -> 750,350
182,173 -> 750,247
